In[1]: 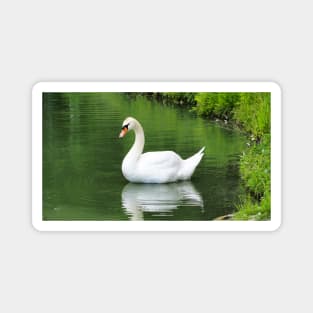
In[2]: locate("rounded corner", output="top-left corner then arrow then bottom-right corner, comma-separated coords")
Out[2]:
32,219 -> 44,232
268,81 -> 282,95
32,82 -> 45,95
269,218 -> 282,232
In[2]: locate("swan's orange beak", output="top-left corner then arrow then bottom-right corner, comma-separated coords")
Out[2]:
119,127 -> 128,138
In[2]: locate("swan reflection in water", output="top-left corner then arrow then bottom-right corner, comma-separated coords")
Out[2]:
121,181 -> 204,220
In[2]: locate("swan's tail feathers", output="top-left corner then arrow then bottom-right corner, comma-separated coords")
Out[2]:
198,146 -> 205,155
179,147 -> 205,180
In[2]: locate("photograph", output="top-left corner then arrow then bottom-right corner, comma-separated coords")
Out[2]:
32,82 -> 281,231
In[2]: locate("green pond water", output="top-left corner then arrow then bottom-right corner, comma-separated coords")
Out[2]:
43,93 -> 245,221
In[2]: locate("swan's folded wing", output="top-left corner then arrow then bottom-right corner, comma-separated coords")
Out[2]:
138,151 -> 182,169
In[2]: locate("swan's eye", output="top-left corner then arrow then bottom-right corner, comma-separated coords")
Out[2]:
122,123 -> 129,130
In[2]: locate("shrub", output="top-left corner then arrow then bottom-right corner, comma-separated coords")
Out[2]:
233,93 -> 270,139
193,92 -> 240,119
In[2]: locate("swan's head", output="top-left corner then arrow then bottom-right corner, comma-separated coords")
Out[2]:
119,117 -> 137,138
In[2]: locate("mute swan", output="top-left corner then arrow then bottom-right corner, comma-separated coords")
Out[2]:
119,117 -> 205,183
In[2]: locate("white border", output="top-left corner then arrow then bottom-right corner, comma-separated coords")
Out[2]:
32,82 -> 281,231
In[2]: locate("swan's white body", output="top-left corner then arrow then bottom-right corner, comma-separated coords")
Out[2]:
119,117 -> 205,183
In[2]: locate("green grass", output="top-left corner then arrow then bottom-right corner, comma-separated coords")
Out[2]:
233,134 -> 271,220
240,134 -> 270,197
233,190 -> 271,220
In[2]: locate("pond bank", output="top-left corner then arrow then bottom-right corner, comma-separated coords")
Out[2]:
138,92 -> 271,221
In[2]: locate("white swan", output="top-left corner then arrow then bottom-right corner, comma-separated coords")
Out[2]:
119,117 -> 205,183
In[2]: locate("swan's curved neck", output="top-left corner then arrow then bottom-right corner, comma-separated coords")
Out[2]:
127,121 -> 145,161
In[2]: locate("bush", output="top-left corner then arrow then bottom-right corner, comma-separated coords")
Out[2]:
193,92 -> 240,119
160,92 -> 197,107
233,93 -> 270,139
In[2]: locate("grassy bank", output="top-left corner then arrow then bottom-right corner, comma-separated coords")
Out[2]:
193,92 -> 271,220
146,92 -> 271,220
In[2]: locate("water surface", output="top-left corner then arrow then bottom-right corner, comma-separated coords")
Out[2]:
43,93 -> 245,220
